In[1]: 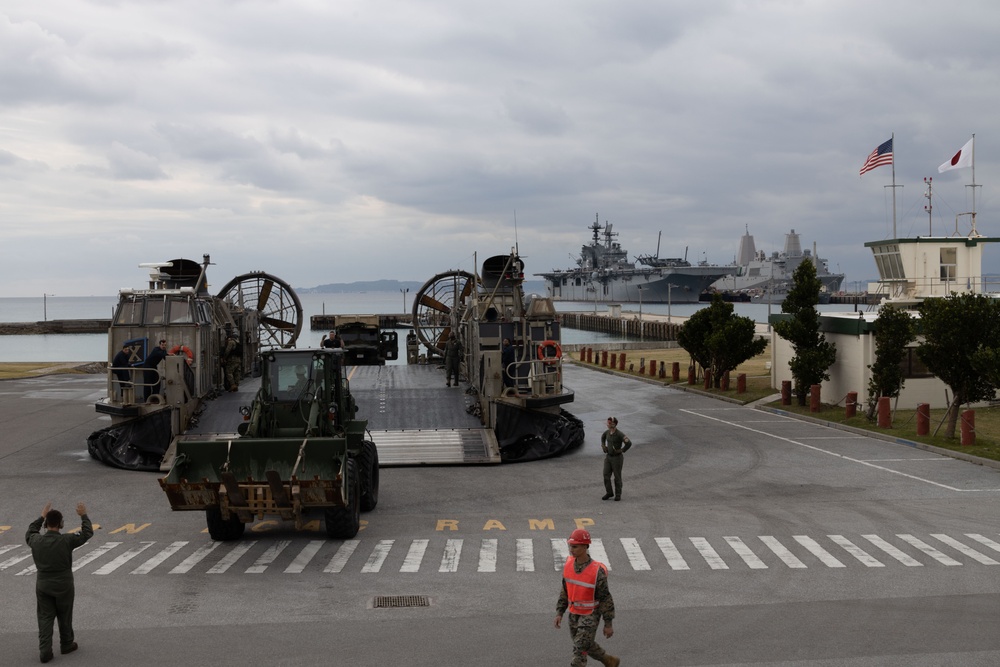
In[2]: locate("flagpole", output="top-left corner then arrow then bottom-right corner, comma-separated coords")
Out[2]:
891,132 -> 897,237
970,133 -> 977,215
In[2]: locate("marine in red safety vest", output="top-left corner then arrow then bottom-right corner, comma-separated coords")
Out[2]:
553,529 -> 620,666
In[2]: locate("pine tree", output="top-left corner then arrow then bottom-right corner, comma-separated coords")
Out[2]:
773,261 -> 836,405
865,305 -> 916,421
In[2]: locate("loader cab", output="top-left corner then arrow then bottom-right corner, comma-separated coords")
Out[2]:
256,348 -> 354,437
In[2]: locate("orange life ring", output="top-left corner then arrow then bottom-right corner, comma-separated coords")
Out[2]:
537,340 -> 562,364
169,345 -> 193,361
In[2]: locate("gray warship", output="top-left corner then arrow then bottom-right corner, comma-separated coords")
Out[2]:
535,215 -> 736,304
710,227 -> 845,303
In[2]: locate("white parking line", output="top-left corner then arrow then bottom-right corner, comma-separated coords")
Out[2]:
683,409 -> 1000,492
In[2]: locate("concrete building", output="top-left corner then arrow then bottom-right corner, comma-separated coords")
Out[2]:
769,228 -> 1000,409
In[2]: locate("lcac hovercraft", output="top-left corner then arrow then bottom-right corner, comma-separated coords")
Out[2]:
88,255 -> 302,471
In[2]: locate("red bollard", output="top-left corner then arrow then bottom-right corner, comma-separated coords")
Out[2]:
916,403 -> 930,435
580,348 -> 586,362
672,362 -> 680,382
721,371 -> 730,391
781,380 -> 791,405
687,366 -> 696,385
586,348 -> 593,363
659,365 -> 666,379
877,396 -> 891,428
610,353 -> 617,368
619,354 -> 625,371
703,369 -> 712,390
845,391 -> 858,418
737,373 -> 746,394
810,384 -> 821,412
600,350 -> 608,367
649,360 -> 657,377
961,409 -> 976,446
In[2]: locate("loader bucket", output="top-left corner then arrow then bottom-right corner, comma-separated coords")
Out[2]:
159,437 -> 349,512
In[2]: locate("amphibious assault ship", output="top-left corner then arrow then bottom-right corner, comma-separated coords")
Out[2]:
710,228 -> 845,303
535,215 -> 735,304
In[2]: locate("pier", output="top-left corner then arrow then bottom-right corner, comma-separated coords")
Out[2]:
0,319 -> 111,335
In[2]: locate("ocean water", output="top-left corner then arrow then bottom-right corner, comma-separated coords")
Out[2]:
1,292 -> 672,362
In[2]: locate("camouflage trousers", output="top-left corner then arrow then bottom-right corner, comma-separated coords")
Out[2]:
223,360 -> 241,390
567,612 -> 607,666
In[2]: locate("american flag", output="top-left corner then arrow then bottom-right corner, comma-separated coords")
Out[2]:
859,138 -> 893,175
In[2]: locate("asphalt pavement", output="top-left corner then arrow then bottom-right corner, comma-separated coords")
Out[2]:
3,366 -> 1000,666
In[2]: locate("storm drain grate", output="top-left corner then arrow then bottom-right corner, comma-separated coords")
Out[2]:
373,595 -> 431,609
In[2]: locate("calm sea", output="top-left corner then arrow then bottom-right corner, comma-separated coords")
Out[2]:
0,293 -> 862,363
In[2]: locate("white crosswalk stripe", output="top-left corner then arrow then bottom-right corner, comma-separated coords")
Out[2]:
93,541 -> 155,575
725,536 -> 767,569
862,534 -> 922,566
794,535 -> 845,568
896,534 -> 961,566
690,537 -> 728,569
828,535 -> 883,567
5,531 -> 1000,576
620,538 -> 650,571
323,539 -> 359,573
655,537 -> 689,570
400,539 -> 428,573
759,536 -> 806,568
931,534 -> 998,565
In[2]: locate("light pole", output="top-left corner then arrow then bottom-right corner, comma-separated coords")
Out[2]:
667,284 -> 678,324
638,286 -> 644,341
43,293 -> 55,321
400,288 -> 409,316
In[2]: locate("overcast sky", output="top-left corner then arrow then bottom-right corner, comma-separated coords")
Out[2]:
2,0 -> 998,297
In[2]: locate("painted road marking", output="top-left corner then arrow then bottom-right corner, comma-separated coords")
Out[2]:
362,540 -> 394,573
400,539 -> 428,573
207,541 -> 255,574
323,540 -> 359,573
655,537 -> 690,570
93,541 -> 155,575
759,536 -> 806,569
6,532 -> 1000,576
551,538 -> 569,571
690,537 -> 728,570
828,535 -> 883,567
725,536 -> 767,569
683,409 -> 1000,492
897,534 -> 961,566
246,540 -> 290,574
966,533 -> 1000,555
439,539 -> 462,573
862,535 -> 922,566
132,541 -> 188,575
170,541 -> 221,574
793,535 -> 844,568
478,539 -> 498,573
284,541 -> 323,574
620,538 -> 650,571
516,538 -> 534,572
931,534 -> 998,565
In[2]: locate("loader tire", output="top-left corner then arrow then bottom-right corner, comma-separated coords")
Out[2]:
325,459 -> 361,539
359,440 -> 380,512
206,507 -> 245,541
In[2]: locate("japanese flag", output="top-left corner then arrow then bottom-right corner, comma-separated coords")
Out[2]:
939,138 -> 974,173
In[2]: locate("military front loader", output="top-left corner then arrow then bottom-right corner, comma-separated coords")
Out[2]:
159,348 -> 379,540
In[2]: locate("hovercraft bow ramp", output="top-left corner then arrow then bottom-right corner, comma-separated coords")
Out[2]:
345,364 -> 501,465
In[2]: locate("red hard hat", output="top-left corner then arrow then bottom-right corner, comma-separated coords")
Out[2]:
567,529 -> 592,545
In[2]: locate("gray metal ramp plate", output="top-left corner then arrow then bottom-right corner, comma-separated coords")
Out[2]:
346,365 -> 484,431
372,428 -> 501,466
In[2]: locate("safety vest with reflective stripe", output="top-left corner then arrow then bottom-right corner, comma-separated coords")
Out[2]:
563,557 -> 607,615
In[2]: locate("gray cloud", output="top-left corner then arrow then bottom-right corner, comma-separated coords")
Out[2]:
1,1 -> 999,297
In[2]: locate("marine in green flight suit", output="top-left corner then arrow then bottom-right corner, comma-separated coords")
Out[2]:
26,502 -> 93,663
601,417 -> 632,501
